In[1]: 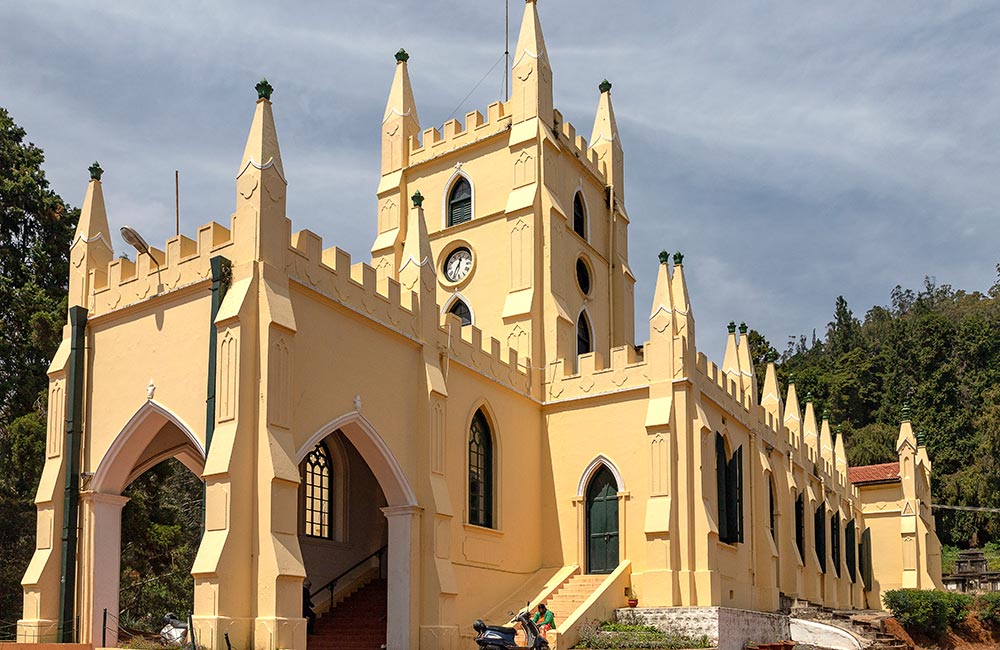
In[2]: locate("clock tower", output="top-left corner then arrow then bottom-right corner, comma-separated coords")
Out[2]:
371,0 -> 634,372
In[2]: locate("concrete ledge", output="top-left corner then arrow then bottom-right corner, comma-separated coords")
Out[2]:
617,606 -> 791,650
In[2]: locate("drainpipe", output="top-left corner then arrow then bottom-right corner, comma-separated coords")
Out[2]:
59,306 -> 88,642
202,256 -> 231,533
205,256 -> 232,453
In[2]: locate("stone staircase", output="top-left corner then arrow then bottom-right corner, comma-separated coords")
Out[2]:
542,573 -> 609,626
309,578 -> 387,650
792,602 -> 908,650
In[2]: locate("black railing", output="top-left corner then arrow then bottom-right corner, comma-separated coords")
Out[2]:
310,545 -> 387,602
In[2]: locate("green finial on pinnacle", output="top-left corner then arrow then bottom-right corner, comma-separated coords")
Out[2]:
89,161 -> 103,181
658,250 -> 670,265
673,251 -> 684,265
727,321 -> 737,334
806,392 -> 814,404
599,79 -> 612,94
739,322 -> 748,335
835,425 -> 842,440
411,190 -> 424,208
902,403 -> 911,421
822,408 -> 830,421
916,429 -> 926,446
766,350 -> 779,363
788,372 -> 795,385
395,48 -> 409,63
256,78 -> 273,101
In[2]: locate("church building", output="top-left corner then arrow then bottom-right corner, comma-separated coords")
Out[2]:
19,1 -> 942,649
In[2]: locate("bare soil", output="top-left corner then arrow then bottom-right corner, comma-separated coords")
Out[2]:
899,614 -> 1000,650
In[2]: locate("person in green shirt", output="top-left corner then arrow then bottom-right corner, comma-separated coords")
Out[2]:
532,603 -> 555,637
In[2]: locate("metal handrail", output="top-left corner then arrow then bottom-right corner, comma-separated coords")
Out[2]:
310,545 -> 387,600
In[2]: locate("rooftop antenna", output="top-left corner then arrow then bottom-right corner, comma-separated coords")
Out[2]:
174,170 -> 179,236
504,0 -> 510,101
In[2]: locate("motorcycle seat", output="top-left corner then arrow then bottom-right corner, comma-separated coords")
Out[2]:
485,625 -> 517,636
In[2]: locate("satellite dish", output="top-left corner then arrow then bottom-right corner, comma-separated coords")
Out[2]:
120,225 -> 151,255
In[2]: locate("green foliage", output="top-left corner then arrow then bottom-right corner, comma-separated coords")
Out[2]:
574,617 -> 712,649
976,592 -> 1000,626
0,106 -> 76,627
778,273 -> 1000,546
882,588 -> 972,636
119,459 -> 203,632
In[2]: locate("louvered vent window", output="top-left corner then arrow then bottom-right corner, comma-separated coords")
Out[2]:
448,178 -> 472,226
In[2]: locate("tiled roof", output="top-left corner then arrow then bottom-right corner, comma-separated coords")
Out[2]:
849,462 -> 900,485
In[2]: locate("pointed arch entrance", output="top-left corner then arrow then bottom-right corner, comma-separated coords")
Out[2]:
586,466 -> 620,574
296,412 -> 419,650
80,401 -> 206,647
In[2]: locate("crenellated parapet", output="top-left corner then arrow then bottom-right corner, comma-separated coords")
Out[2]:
551,109 -> 611,186
408,103 -> 512,166
88,220 -> 234,318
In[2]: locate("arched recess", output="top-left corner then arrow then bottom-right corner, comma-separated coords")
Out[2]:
441,170 -> 475,228
577,308 -> 593,357
296,411 -> 419,650
463,400 -> 501,529
82,401 -> 206,647
576,454 -> 625,497
442,292 -> 475,326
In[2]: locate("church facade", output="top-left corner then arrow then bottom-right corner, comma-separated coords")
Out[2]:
19,2 -> 942,649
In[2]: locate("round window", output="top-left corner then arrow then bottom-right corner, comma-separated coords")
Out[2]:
576,258 -> 591,295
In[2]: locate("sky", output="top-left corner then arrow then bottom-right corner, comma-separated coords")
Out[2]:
3,0 -> 998,364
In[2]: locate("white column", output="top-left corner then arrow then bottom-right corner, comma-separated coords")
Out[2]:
381,505 -> 422,650
80,492 -> 129,647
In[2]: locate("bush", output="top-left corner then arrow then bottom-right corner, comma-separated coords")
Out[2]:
883,589 -> 972,636
574,618 -> 712,649
976,592 -> 1000,625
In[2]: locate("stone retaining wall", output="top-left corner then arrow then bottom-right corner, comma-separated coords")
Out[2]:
616,606 -> 790,650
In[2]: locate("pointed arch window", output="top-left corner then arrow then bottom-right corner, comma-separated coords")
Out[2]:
715,433 -> 744,544
830,511 -> 841,577
815,503 -> 828,573
448,177 -> 472,226
846,518 -> 857,583
573,192 -> 587,238
767,475 -> 777,542
303,441 -> 333,539
448,299 -> 472,326
577,311 -> 592,357
468,409 -> 494,528
794,492 -> 805,561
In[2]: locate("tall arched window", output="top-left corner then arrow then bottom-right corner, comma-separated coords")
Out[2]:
448,299 -> 472,326
573,192 -> 586,238
303,441 -> 333,539
468,409 -> 494,528
577,311 -> 592,357
448,177 -> 472,226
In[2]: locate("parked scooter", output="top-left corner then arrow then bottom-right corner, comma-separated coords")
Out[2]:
473,609 -> 549,649
159,613 -> 188,646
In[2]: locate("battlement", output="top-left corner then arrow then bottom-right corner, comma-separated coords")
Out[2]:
443,314 -> 532,394
552,109 -> 607,182
408,102 -> 512,166
89,218 -> 234,317
544,344 -> 645,401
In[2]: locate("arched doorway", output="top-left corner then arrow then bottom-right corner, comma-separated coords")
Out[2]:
296,412 -> 418,650
81,402 -> 205,647
586,466 -> 619,574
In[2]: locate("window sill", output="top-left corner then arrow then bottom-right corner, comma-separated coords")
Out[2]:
463,523 -> 504,538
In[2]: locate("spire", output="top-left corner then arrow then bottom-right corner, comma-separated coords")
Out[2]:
382,49 -> 420,174
761,362 -> 783,422
69,162 -> 114,308
722,321 -> 742,390
736,322 -> 757,402
896,412 -> 917,454
820,414 -> 834,467
834,425 -> 847,472
399,190 -> 435,294
235,80 -> 288,265
590,79 -> 624,198
646,252 -> 675,380
669,252 -> 696,374
510,0 -> 553,125
784,378 -> 801,446
803,395 -> 819,453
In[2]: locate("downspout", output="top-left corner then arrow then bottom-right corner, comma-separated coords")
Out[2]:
606,185 -> 615,350
202,256 -> 231,533
59,305 -> 88,642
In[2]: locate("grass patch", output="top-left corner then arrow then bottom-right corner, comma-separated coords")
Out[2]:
574,619 -> 713,649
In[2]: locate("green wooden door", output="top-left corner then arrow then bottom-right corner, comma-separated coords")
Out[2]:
586,467 -> 619,574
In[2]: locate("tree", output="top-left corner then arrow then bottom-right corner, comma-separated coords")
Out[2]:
0,107 -> 77,628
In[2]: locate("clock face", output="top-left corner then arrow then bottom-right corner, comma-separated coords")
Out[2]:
444,248 -> 473,283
